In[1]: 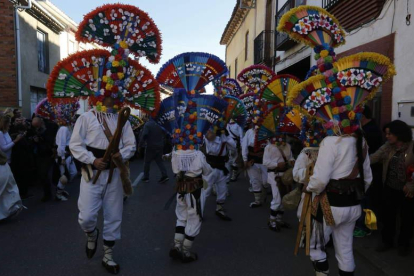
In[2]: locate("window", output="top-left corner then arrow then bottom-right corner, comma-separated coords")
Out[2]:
37,30 -> 49,73
245,31 -> 249,61
234,58 -> 238,79
30,87 -> 47,115
295,0 -> 306,6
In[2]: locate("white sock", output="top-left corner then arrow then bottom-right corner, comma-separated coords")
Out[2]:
103,245 -> 117,266
174,233 -> 185,250
182,239 -> 193,256
86,229 -> 97,250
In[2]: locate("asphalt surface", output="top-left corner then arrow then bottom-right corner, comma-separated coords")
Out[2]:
0,159 -> 389,276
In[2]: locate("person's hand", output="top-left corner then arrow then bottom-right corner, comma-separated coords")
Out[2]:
277,162 -> 286,170
14,134 -> 24,143
93,158 -> 108,171
403,185 -> 414,198
302,183 -> 311,194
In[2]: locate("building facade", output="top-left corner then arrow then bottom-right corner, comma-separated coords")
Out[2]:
221,0 -> 413,128
2,0 -> 97,117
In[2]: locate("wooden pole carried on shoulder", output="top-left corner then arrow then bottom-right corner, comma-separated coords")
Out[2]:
93,107 -> 131,184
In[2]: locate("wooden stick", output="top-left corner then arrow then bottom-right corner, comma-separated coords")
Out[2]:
305,197 -> 311,256
294,193 -> 311,255
93,107 -> 131,184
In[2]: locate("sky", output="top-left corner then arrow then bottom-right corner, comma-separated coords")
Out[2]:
51,0 -> 236,93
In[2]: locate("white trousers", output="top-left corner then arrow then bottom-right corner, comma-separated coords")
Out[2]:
58,156 -> 78,188
268,172 -> 283,212
78,169 -> 123,241
310,205 -> 361,272
228,148 -> 238,167
176,189 -> 206,237
247,164 -> 268,192
204,168 -> 227,204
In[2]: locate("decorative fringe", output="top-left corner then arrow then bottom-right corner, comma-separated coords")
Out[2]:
172,150 -> 200,172
277,5 -> 346,48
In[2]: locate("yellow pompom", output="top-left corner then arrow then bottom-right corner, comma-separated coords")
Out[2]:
177,145 -> 182,150
189,145 -> 195,150
332,107 -> 339,115
105,83 -> 113,90
101,106 -> 107,112
112,61 -> 120,67
175,129 -> 181,134
340,91 -> 348,98
348,111 -> 356,120
102,76 -> 108,83
320,50 -> 329,58
119,41 -> 128,49
117,72 -> 124,79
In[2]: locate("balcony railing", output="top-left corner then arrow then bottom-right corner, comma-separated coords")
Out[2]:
322,0 -> 341,9
254,30 -> 273,66
275,0 -> 297,51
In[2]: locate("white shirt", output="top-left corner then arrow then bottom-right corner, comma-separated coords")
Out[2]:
293,148 -> 318,184
56,126 -> 72,158
69,111 -> 136,164
241,128 -> 255,162
263,143 -> 294,170
204,135 -> 236,156
227,123 -> 244,141
307,136 -> 373,195
0,131 -> 14,163
172,150 -> 212,178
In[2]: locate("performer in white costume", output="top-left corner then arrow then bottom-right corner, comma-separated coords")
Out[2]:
226,120 -> 244,181
263,141 -> 294,231
203,129 -> 236,220
169,150 -> 212,263
70,98 -> 136,273
241,126 -> 268,208
55,124 -> 77,201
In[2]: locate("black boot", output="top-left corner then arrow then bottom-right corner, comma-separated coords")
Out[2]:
85,228 -> 99,259
215,204 -> 232,221
313,260 -> 329,276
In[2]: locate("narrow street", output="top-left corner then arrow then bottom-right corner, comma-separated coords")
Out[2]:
0,160 -> 389,276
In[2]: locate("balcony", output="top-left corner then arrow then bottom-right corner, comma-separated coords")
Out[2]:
275,0 -> 297,51
322,0 -> 385,31
254,30 -> 273,67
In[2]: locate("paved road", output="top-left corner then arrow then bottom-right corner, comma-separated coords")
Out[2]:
0,159 -> 387,276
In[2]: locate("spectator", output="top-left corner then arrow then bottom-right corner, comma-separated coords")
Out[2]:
371,120 -> 414,256
0,148 -> 23,221
28,117 -> 56,202
11,109 -> 22,126
354,106 -> 383,238
0,115 -> 25,164
140,119 -> 169,183
10,122 -> 35,199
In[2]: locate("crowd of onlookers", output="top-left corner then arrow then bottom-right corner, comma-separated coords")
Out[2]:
0,108 -> 61,204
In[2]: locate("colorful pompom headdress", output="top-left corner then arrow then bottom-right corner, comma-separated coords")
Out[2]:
35,98 -> 80,126
156,52 -> 229,150
237,65 -> 277,94
214,78 -> 243,98
279,5 -> 396,135
47,4 -> 162,116
255,106 -> 302,151
156,52 -> 228,96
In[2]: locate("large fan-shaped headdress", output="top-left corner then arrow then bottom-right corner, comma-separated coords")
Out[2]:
47,4 -> 162,116
223,95 -> 247,128
260,75 -> 301,105
255,106 -> 302,151
35,98 -> 57,121
156,52 -> 228,94
214,78 -> 243,98
237,65 -> 277,94
279,5 -> 396,135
